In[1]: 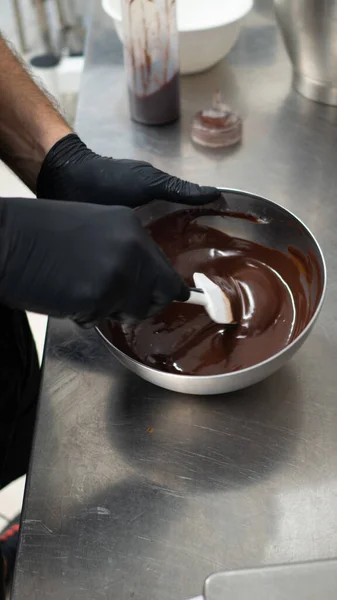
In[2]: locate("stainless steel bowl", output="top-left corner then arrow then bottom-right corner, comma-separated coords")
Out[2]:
97,189 -> 326,395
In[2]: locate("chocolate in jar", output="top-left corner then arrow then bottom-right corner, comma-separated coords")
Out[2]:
129,73 -> 180,126
107,209 -> 317,376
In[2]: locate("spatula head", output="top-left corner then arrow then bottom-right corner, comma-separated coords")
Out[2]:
193,273 -> 236,324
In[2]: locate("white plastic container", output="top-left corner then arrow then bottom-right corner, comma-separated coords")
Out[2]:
102,0 -> 254,75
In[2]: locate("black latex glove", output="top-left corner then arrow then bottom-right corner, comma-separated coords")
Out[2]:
37,133 -> 221,207
0,197 -> 189,325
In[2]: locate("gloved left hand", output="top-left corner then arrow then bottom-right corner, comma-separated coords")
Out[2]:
37,133 -> 221,207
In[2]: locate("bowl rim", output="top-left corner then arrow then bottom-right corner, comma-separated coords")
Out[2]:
101,0 -> 254,32
96,187 -> 327,383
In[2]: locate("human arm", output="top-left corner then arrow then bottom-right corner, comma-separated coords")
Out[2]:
0,35 -> 220,206
0,34 -> 71,191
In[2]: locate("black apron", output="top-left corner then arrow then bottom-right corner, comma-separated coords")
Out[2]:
0,306 -> 40,598
0,306 -> 40,488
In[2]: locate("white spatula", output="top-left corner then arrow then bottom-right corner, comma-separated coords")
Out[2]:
183,272 -> 237,324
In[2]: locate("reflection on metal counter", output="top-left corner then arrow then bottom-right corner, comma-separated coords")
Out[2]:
12,0 -> 337,599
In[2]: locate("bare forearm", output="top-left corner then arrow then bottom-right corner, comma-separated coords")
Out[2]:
0,35 -> 71,191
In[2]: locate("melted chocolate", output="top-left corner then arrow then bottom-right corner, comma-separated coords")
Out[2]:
106,209 -> 320,376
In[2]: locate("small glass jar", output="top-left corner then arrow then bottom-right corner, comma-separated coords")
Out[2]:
191,92 -> 242,148
122,0 -> 180,126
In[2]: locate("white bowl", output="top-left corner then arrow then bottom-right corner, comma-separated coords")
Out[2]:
101,0 -> 253,75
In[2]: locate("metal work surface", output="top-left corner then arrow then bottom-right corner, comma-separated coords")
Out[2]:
13,0 -> 337,599
204,560 -> 337,599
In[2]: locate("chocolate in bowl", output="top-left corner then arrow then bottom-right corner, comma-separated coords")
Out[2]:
97,190 -> 326,395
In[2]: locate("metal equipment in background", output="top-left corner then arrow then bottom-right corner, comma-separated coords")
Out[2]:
274,0 -> 337,106
10,0 -> 86,62
31,0 -> 86,66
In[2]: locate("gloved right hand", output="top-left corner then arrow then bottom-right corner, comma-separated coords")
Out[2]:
0,197 -> 189,325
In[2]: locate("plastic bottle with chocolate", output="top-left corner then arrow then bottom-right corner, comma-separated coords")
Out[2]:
122,0 -> 180,125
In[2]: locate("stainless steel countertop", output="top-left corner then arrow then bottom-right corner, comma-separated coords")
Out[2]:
204,559 -> 337,599
12,1 -> 337,599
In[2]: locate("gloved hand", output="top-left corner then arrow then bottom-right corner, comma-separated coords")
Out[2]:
0,197 -> 189,324
37,133 -> 221,207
